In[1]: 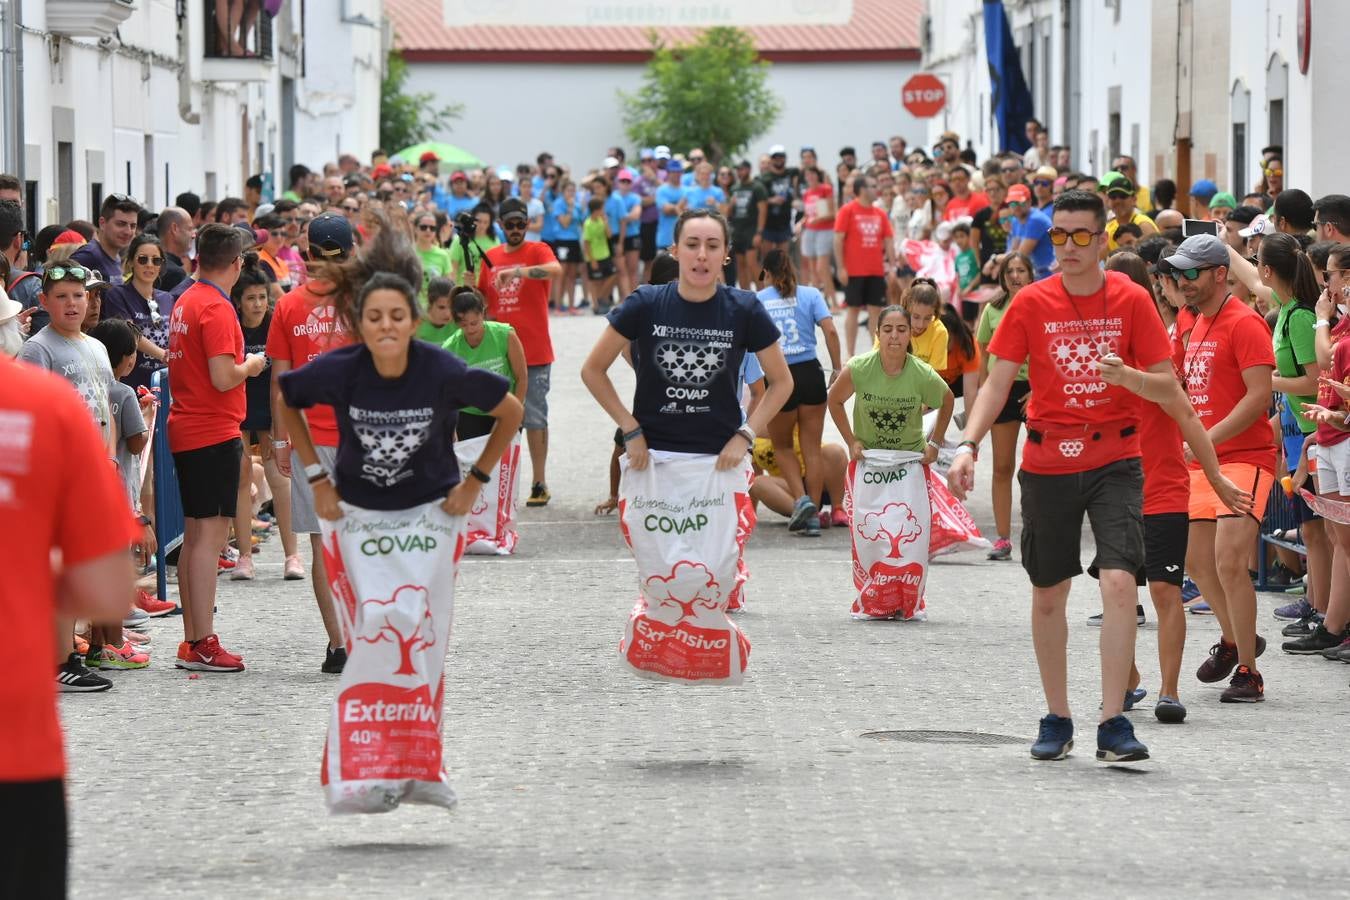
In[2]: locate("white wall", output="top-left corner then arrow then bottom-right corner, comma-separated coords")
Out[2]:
1074,0 -> 1151,180
401,59 -> 922,173
9,0 -> 381,223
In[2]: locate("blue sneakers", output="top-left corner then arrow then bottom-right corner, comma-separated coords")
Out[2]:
1123,687 -> 1147,711
1274,597 -> 1314,621
1031,714 -> 1074,760
1181,577 -> 1202,603
786,495 -> 818,532
1097,715 -> 1150,762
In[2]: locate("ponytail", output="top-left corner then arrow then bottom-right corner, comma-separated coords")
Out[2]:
901,278 -> 943,316
759,249 -> 797,298
1260,232 -> 1320,310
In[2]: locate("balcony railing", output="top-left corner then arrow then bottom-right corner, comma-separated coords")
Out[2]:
202,0 -> 275,82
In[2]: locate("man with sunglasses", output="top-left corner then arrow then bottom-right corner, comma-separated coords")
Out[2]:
73,194 -> 141,293
478,198 -> 561,507
1030,166 -> 1057,213
949,190 -> 1245,762
1004,184 -> 1054,280
1312,194 -> 1350,243
1158,235 -> 1276,703
1104,176 -> 1159,252
998,155 -> 1025,187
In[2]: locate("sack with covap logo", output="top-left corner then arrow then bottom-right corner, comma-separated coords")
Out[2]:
318,501 -> 466,814
454,432 -> 521,555
846,450 -> 931,620
617,451 -> 755,684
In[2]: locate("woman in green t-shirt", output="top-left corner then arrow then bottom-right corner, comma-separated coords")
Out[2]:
974,252 -> 1034,560
827,304 -> 954,464
443,287 -> 527,440
414,211 -> 454,305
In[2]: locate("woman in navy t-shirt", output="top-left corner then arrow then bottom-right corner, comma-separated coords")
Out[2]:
278,223 -> 524,518
581,208 -> 793,470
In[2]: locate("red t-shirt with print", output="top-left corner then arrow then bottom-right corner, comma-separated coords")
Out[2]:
1313,316 -> 1350,448
0,357 -> 139,781
1140,306 -> 1198,515
265,281 -> 352,448
987,270 -> 1173,475
478,241 -> 558,367
1181,298 -> 1276,471
166,280 -> 245,453
833,200 -> 893,277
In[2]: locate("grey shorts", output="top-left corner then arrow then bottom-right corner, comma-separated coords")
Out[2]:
525,364 -> 551,430
801,228 -> 834,258
289,444 -> 339,535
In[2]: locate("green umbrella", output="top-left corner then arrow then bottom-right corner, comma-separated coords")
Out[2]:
394,141 -> 484,171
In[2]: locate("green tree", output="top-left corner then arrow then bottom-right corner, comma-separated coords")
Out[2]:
619,27 -> 781,165
379,47 -> 462,153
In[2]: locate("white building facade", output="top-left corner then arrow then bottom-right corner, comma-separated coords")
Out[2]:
922,0 -> 1345,202
0,0 -> 384,228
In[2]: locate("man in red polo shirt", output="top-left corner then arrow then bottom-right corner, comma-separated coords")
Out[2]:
167,224 -> 266,673
267,213 -> 354,673
0,355 -> 138,895
478,197 -> 562,506
833,173 -> 894,357
948,190 -> 1247,764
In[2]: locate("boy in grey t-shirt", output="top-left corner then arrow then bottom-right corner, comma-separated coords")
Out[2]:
108,380 -> 150,505
17,321 -> 114,445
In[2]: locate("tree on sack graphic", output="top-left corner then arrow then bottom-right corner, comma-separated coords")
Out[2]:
645,561 -> 723,626
321,533 -> 358,625
858,503 -> 923,557
356,585 -> 435,676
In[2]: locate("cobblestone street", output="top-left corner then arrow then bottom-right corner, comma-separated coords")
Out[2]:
64,315 -> 1350,899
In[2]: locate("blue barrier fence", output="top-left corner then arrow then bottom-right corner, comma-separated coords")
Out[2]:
1256,480 -> 1305,593
151,369 -> 184,602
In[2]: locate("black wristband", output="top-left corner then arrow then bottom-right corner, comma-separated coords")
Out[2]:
469,465 -> 491,484
623,427 -> 644,443
137,514 -> 152,526
308,472 -> 330,485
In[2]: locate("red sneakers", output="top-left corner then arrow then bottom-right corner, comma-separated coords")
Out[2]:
135,589 -> 179,617
830,508 -> 849,528
174,634 -> 245,672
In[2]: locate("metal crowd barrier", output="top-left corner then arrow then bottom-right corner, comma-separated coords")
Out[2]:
151,369 -> 184,602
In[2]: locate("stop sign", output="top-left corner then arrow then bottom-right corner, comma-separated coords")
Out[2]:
902,74 -> 946,118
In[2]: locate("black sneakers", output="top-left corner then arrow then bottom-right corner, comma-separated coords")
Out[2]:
56,652 -> 112,693
1282,623 -> 1346,655
527,483 -> 551,507
322,646 -> 348,674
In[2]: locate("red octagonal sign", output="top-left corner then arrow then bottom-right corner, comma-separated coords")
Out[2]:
902,74 -> 946,118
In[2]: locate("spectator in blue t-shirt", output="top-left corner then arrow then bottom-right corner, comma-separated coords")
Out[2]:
655,162 -> 688,252
683,163 -> 727,218
440,171 -> 479,219
1006,184 -> 1055,279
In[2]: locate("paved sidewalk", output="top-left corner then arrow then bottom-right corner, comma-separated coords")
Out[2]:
63,314 -> 1350,898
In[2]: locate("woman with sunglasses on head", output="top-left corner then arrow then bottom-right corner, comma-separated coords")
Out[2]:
413,211 -> 454,304
755,250 -> 841,536
102,234 -> 174,390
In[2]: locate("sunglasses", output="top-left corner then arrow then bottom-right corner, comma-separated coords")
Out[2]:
1000,166 -> 1020,173
341,204 -> 359,212
1266,168 -> 1283,177
1169,266 -> 1214,282
502,219 -> 528,230
43,265 -> 90,284
1032,179 -> 1053,187
135,254 -> 163,266
911,277 -> 939,288
1047,228 -> 1103,247
1106,189 -> 1133,199
416,224 -> 437,231
1006,200 -> 1026,208
107,192 -> 132,204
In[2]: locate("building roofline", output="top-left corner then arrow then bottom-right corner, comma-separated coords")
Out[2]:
401,48 -> 921,65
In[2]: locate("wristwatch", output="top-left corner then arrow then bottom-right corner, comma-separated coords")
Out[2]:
303,463 -> 326,482
271,438 -> 290,449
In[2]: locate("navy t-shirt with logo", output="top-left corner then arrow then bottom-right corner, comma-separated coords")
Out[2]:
279,340 -> 509,511
607,282 -> 779,454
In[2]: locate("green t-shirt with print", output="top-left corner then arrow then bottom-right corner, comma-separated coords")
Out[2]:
848,349 -> 950,451
444,320 -> 515,416
417,246 -> 454,300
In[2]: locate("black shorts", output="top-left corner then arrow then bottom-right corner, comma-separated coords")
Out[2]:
948,374 -> 964,399
761,227 -> 792,245
623,234 -> 642,253
587,258 -> 617,280
781,358 -> 827,412
0,779 -> 66,900
553,239 -> 582,263
1089,511 -> 1188,587
639,221 -> 658,261
172,438 -> 243,519
732,234 -> 756,255
457,411 -> 495,441
844,275 -> 888,308
1018,458 -> 1145,588
994,379 -> 1031,425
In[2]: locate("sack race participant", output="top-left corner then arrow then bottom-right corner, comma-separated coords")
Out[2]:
277,220 -> 524,812
454,433 -> 521,555
617,452 -> 755,682
581,208 -> 793,683
829,304 -> 956,620
920,408 -> 991,556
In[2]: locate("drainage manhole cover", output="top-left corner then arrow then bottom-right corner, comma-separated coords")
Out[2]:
860,730 -> 1025,746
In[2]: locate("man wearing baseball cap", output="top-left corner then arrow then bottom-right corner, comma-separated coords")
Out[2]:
1156,234 -> 1275,703
1105,177 -> 1159,252
266,212 -> 356,674
757,146 -> 796,253
442,170 -> 478,219
1189,179 -> 1219,212
479,198 -> 562,506
1004,183 -> 1054,280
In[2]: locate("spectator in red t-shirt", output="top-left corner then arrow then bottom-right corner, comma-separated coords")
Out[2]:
166,224 -> 266,673
833,173 -> 894,357
267,213 -> 355,674
0,355 -> 138,895
478,197 -> 562,506
942,166 -> 990,222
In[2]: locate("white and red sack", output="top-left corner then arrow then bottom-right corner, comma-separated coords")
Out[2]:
319,501 -> 465,814
846,450 -> 931,620
617,451 -> 755,684
921,410 -> 991,557
455,433 -> 521,555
